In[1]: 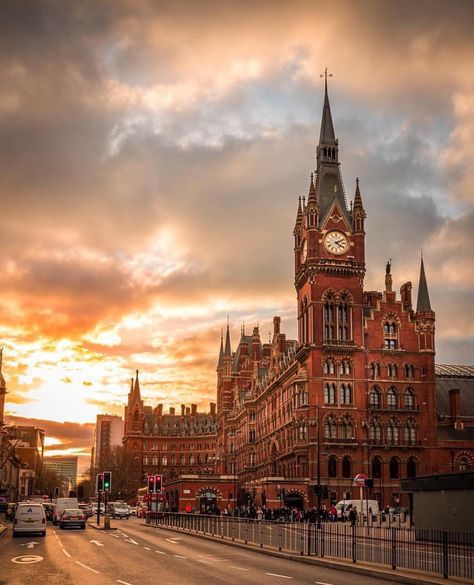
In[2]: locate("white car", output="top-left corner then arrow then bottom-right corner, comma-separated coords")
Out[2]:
13,502 -> 47,537
91,503 -> 105,515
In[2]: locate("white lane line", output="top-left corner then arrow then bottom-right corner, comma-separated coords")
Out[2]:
124,538 -> 139,545
265,574 -> 293,579
165,538 -> 179,544
117,581 -> 133,585
173,554 -> 188,559
315,582 -> 333,585
197,560 -> 210,563
144,546 -> 151,550
228,566 -> 249,571
109,533 -> 120,538
75,561 -> 101,574
61,548 -> 71,557
155,550 -> 167,555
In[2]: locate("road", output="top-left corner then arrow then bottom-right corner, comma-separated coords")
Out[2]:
0,517 -> 402,585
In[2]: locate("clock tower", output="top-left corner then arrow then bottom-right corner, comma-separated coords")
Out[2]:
294,75 -> 366,350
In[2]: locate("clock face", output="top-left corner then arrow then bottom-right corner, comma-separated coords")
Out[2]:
324,230 -> 349,255
301,239 -> 308,262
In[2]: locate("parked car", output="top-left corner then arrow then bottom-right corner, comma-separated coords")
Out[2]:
91,502 -> 105,515
13,502 -> 46,537
5,502 -> 17,521
128,505 -> 137,515
78,503 -> 92,518
107,501 -> 130,519
59,508 -> 86,530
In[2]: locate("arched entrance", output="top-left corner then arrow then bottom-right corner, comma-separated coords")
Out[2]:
197,488 -> 220,514
283,490 -> 304,510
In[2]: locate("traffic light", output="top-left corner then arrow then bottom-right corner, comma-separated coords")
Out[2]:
155,474 -> 162,494
364,478 -> 374,488
103,471 -> 112,492
97,473 -> 104,493
147,475 -> 155,494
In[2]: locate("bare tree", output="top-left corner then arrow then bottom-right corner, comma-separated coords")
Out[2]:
99,445 -> 135,501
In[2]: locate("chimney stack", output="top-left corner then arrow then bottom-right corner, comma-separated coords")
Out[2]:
169,407 -> 175,415
400,282 -> 412,311
186,407 -> 190,415
191,404 -> 197,416
210,402 -> 216,415
181,404 -> 185,416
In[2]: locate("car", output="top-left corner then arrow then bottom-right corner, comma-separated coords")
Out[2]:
53,497 -> 79,524
13,502 -> 47,537
59,508 -> 86,530
107,501 -> 130,519
128,505 -> 137,515
91,502 -> 105,515
78,503 -> 92,518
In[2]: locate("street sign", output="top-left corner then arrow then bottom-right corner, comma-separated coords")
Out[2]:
353,473 -> 368,487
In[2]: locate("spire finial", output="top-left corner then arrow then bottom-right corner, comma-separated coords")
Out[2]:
320,66 -> 333,92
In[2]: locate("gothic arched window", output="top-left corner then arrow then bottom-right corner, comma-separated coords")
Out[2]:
324,416 -> 337,439
387,419 -> 399,444
342,456 -> 352,478
387,387 -> 398,409
340,416 -> 354,439
389,457 -> 399,479
369,419 -> 382,443
339,383 -> 352,405
404,387 -> 415,410
324,383 -> 337,405
372,456 -> 382,479
328,456 -> 337,478
369,386 -> 381,409
338,294 -> 350,341
383,319 -> 398,349
323,294 -> 335,340
407,457 -> 417,478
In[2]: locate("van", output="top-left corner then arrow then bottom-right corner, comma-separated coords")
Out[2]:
53,497 -> 79,524
13,503 -> 46,536
336,499 -> 379,520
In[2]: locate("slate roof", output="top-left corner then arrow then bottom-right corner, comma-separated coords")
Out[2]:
435,364 -> 474,419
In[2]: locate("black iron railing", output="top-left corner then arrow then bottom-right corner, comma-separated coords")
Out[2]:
146,512 -> 474,580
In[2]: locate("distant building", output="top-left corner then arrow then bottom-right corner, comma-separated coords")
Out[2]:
93,414 -> 124,469
8,426 -> 45,498
44,456 -> 78,492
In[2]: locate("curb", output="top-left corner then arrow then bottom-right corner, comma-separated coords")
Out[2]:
0,523 -> 7,537
142,523 -> 468,585
87,521 -> 118,531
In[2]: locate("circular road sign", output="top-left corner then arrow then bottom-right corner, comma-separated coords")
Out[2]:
353,473 -> 368,487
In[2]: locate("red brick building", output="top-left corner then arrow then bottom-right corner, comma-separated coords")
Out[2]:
123,81 -> 474,512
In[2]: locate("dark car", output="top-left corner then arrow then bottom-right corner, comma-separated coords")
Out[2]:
59,508 -> 86,530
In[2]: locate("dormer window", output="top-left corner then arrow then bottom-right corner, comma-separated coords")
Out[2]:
383,320 -> 398,349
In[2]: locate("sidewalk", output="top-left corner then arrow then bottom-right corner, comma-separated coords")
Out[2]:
142,522 -> 472,585
88,519 -> 117,531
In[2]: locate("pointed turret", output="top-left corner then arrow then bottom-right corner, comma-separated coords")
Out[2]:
319,75 -> 336,145
293,196 -> 303,235
416,257 -> 432,312
0,347 -> 5,391
224,321 -> 232,357
131,369 -> 141,402
217,331 -> 224,368
307,173 -> 317,207
353,177 -> 363,209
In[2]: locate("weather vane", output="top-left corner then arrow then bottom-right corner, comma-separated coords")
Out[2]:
320,67 -> 333,84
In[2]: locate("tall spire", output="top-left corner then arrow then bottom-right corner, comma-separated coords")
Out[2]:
416,256 -> 432,312
293,196 -> 303,234
319,67 -> 336,144
307,173 -> 317,206
217,330 -> 224,368
353,177 -> 363,208
132,369 -> 141,402
224,319 -> 232,356
0,347 -> 6,390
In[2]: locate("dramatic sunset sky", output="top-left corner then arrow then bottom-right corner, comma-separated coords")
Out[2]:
1,0 -> 473,466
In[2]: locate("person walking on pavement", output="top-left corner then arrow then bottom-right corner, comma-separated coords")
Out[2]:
348,506 -> 358,527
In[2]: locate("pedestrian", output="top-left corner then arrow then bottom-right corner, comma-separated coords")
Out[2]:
349,506 -> 358,527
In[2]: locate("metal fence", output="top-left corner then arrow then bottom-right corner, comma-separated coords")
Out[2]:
146,512 -> 474,580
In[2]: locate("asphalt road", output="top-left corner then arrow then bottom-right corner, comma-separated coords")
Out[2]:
0,517 -> 402,585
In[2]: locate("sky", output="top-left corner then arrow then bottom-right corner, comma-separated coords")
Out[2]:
1,0 -> 473,468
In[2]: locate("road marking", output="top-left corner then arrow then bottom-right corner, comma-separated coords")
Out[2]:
11,555 -> 44,564
75,561 -> 100,574
315,582 -> 333,585
155,550 -> 167,555
265,574 -> 293,579
165,538 -> 179,544
144,546 -> 151,550
109,533 -> 120,538
173,554 -> 188,559
90,540 -> 104,547
117,581 -> 133,585
124,538 -> 139,545
228,566 -> 249,571
62,548 -> 71,557
21,541 -> 39,549
197,560 -> 210,563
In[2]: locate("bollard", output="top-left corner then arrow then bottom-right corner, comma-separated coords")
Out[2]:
104,514 -> 111,530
